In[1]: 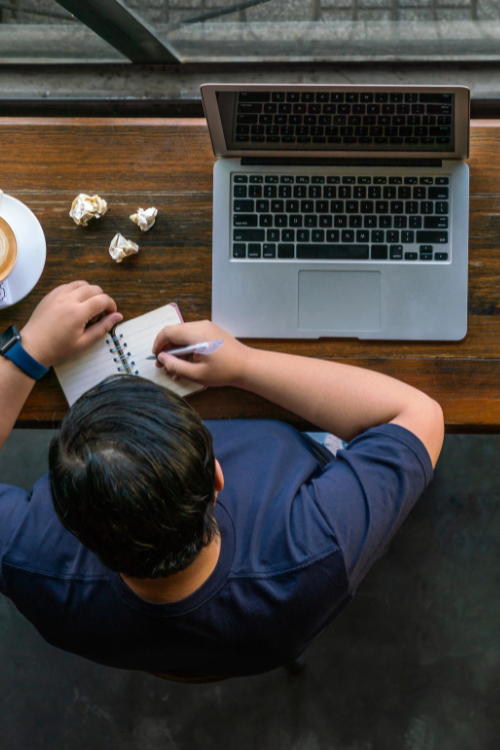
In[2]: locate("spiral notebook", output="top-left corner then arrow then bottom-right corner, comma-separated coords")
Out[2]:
54,303 -> 203,406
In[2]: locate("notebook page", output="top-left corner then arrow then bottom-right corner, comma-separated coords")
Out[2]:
119,304 -> 203,398
54,335 -> 116,405
55,303 -> 203,406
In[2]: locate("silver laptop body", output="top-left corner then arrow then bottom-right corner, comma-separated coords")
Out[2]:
201,84 -> 470,340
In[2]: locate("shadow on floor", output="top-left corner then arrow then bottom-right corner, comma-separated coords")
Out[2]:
0,431 -> 498,750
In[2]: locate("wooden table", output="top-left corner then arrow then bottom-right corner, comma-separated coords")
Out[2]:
1,118 -> 499,432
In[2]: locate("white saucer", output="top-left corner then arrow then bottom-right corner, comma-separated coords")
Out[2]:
0,194 -> 46,308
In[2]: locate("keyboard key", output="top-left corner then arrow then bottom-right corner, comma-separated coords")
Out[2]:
391,201 -> 404,214
420,202 -> 433,215
234,214 -> 258,227
249,185 -> 262,198
379,216 -> 392,228
263,244 -> 276,258
327,176 -> 341,183
387,230 -> 399,243
239,92 -> 270,102
349,215 -> 362,228
305,215 -> 317,227
376,201 -> 389,213
361,201 -> 374,214
316,200 -> 329,213
435,177 -> 449,185
233,243 -> 246,258
271,199 -> 284,213
309,185 -> 322,198
312,230 -> 324,242
342,230 -> 355,242
404,177 -> 418,184
429,187 -> 449,200
389,176 -> 402,184
420,177 -> 433,184
275,215 -> 288,227
301,200 -> 314,213
264,185 -> 277,198
256,200 -> 270,212
233,228 -> 265,242
272,92 -> 285,102
293,185 -> 307,198
324,186 -> 336,199
404,252 -> 418,260
416,231 -> 448,244
346,201 -> 359,213
390,245 -> 403,260
435,252 -> 449,261
398,187 -> 411,200
286,200 -> 300,213
364,215 -> 377,228
312,176 -> 326,183
372,230 -> 384,243
406,201 -> 419,214
354,186 -> 366,199
267,229 -> 280,242
372,245 -> 388,260
339,186 -> 352,199
373,177 -> 387,184
278,244 -> 294,258
279,185 -> 292,198
334,215 -> 347,228
237,115 -> 258,124
281,175 -> 294,183
424,216 -> 448,229
394,216 -> 407,228
296,244 -> 369,259
342,176 -> 356,184
296,175 -> 310,183
259,215 -> 273,227
319,215 -> 333,228
326,230 -> 340,242
409,216 -> 422,229
265,175 -> 279,183
435,202 -> 449,214
356,230 -> 370,242
401,230 -> 414,243
234,175 -> 248,183
419,245 -> 433,260
248,243 -> 261,258
413,187 -> 426,199
289,216 -> 303,228
234,185 -> 247,197
282,229 -> 295,242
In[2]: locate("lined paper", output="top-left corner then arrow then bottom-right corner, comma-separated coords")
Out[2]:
54,303 -> 203,405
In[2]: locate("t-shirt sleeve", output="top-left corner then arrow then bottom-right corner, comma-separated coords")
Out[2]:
0,483 -> 31,597
308,423 -> 433,592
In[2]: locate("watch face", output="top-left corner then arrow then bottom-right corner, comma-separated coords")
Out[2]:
0,325 -> 21,355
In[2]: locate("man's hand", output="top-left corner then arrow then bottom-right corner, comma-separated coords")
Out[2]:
21,281 -> 122,367
152,320 -> 251,387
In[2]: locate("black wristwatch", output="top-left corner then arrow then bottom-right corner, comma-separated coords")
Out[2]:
0,325 -> 49,380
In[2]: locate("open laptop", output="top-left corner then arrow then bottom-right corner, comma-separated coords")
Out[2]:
201,84 -> 470,340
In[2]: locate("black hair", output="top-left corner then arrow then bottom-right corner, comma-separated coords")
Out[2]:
49,375 -> 218,579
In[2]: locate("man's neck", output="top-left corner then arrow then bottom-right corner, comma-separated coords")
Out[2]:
120,534 -> 221,604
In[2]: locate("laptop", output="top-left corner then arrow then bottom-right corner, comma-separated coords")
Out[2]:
201,84 -> 470,340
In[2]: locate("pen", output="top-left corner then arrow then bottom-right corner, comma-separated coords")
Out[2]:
146,338 -> 224,360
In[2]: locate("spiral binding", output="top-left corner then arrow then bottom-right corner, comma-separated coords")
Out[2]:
106,328 -> 139,376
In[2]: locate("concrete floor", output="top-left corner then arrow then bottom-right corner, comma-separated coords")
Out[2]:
0,429 -> 498,750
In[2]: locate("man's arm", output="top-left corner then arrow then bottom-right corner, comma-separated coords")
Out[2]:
0,282 -> 122,452
152,321 -> 444,467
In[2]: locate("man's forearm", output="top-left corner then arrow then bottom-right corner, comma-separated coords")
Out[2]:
235,348 -> 442,456
0,356 -> 37,452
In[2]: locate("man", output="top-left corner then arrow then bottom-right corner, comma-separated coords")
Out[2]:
0,281 -> 443,680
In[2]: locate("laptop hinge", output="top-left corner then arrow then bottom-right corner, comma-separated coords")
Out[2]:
240,157 -> 443,168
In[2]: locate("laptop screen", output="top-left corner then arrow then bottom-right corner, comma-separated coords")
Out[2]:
215,90 -> 455,154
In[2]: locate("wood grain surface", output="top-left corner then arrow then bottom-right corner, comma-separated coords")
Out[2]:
1,118 -> 499,432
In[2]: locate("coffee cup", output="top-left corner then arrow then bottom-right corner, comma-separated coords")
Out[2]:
0,214 -> 18,283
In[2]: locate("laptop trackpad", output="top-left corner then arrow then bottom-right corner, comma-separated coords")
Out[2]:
298,271 -> 381,332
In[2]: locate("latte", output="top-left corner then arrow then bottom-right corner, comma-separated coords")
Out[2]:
0,217 -> 18,283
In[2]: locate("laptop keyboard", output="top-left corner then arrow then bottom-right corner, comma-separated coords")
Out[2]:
232,174 -> 450,262
236,92 -> 452,147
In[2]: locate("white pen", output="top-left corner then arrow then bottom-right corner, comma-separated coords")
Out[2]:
146,338 -> 224,360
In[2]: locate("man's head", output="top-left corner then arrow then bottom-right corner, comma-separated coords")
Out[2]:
49,376 -> 220,579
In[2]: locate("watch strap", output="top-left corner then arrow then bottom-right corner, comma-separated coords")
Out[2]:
3,340 -> 49,380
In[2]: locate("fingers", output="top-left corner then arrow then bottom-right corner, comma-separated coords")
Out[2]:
81,312 -> 123,347
74,284 -> 104,302
82,293 -> 118,320
152,323 -> 206,355
65,280 -> 89,292
158,352 -> 204,382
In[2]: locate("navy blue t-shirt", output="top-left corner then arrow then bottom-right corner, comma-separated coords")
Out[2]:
0,421 -> 432,677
